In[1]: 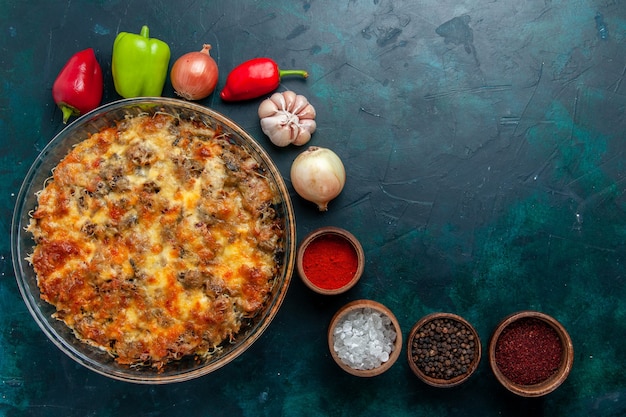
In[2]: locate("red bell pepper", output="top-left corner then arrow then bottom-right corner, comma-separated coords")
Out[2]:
220,57 -> 308,102
52,48 -> 103,123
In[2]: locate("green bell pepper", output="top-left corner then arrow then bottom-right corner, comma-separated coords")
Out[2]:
112,25 -> 170,98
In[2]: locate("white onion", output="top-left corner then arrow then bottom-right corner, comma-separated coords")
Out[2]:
170,44 -> 218,100
290,146 -> 346,211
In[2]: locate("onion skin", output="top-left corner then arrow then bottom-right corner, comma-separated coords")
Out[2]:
290,146 -> 346,211
171,44 -> 218,100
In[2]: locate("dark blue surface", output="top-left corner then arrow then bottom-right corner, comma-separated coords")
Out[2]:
1,0 -> 626,415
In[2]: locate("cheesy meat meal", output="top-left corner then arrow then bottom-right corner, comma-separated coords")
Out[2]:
27,112 -> 285,369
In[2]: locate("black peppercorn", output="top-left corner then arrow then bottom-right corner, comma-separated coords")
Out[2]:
410,317 -> 477,381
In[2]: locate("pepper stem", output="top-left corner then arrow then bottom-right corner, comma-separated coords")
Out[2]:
58,103 -> 80,124
140,25 -> 150,38
278,69 -> 309,80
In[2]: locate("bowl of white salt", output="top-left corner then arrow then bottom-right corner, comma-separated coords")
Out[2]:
328,299 -> 402,377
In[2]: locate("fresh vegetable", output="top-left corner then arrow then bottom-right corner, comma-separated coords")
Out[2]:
171,44 -> 219,100
290,146 -> 346,211
258,91 -> 316,147
220,57 -> 308,101
52,48 -> 103,124
112,25 -> 170,98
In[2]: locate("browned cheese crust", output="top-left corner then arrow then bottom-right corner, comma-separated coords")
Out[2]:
27,113 -> 284,369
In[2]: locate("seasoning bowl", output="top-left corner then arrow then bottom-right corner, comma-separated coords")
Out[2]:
488,311 -> 574,397
407,312 -> 481,387
296,226 -> 364,295
328,299 -> 402,377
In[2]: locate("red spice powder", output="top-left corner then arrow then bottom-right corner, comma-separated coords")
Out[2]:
495,318 -> 562,385
302,234 -> 358,290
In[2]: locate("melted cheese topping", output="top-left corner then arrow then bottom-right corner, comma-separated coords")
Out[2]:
27,113 -> 284,369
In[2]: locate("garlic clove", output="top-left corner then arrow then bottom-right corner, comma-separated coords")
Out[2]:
268,92 -> 285,109
261,116 -> 293,147
298,119 -> 317,134
298,119 -> 316,135
292,129 -> 312,146
261,115 -> 297,146
291,94 -> 310,114
281,90 -> 298,110
288,118 -> 301,141
297,103 -> 316,120
258,98 -> 279,118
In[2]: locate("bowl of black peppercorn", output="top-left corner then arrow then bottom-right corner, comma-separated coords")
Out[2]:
407,312 -> 481,387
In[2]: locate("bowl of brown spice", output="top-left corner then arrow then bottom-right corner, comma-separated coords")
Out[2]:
488,311 -> 574,397
407,312 -> 481,387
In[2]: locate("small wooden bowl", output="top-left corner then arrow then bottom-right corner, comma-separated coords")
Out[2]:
328,300 -> 402,377
407,313 -> 482,387
296,227 -> 365,295
488,311 -> 574,397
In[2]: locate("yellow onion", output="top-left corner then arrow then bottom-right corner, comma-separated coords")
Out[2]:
290,146 -> 346,211
170,44 -> 218,100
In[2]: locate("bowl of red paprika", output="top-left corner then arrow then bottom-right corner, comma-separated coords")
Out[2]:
296,227 -> 364,295
488,311 -> 574,397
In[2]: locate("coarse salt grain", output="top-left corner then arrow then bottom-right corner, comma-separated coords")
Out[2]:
332,307 -> 397,370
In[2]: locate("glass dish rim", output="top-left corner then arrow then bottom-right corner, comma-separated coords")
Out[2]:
11,97 -> 296,384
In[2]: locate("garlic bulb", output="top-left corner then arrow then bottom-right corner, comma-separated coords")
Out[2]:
258,91 -> 316,147
290,146 -> 346,211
